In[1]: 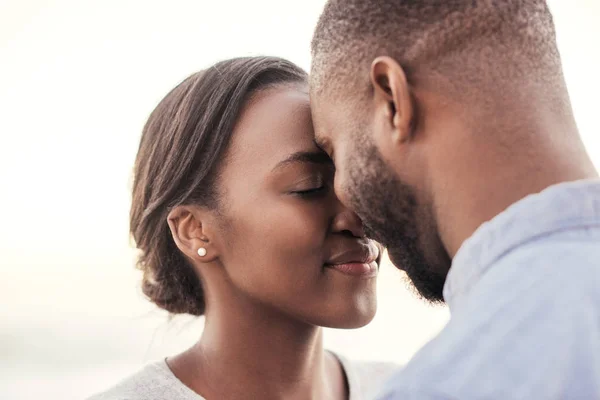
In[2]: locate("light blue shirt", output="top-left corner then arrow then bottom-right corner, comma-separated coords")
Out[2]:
378,179 -> 600,399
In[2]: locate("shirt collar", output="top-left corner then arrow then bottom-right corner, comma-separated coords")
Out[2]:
443,179 -> 600,308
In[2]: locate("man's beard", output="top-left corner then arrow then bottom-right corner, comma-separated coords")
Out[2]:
346,140 -> 449,303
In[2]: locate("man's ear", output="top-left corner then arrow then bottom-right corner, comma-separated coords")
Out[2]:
167,205 -> 219,263
370,56 -> 414,147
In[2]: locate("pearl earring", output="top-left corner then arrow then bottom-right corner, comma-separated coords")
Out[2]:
197,248 -> 207,257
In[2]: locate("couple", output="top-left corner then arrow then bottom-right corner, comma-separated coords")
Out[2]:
92,1 -> 600,399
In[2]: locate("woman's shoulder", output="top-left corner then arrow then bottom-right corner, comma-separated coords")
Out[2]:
335,353 -> 401,400
87,360 -> 204,400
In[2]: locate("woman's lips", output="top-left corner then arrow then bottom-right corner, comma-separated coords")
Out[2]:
325,261 -> 378,278
324,240 -> 380,277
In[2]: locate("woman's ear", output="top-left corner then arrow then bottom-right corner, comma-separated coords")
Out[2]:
167,205 -> 219,263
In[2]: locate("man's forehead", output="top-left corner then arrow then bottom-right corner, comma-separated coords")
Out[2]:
309,81 -> 341,109
308,64 -> 327,95
309,96 -> 331,139
310,88 -> 347,127
313,130 -> 330,151
310,103 -> 343,159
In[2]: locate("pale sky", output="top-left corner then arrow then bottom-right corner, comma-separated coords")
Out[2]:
1,1 -> 599,399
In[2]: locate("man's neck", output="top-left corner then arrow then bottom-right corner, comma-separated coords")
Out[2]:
435,120 -> 598,258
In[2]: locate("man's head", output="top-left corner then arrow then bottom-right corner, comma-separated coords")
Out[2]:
310,1 -> 573,302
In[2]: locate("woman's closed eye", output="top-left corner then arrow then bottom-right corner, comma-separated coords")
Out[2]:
290,175 -> 330,198
294,185 -> 328,197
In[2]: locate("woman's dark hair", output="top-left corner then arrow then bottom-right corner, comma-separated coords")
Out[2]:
130,57 -> 307,316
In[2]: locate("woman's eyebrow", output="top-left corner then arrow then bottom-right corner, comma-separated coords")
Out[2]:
272,150 -> 333,172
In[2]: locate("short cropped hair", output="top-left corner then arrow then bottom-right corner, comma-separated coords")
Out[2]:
311,0 -> 562,100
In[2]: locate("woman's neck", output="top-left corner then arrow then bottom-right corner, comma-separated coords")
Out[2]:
167,300 -> 347,400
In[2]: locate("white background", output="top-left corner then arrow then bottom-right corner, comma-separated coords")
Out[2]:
1,1 -> 599,399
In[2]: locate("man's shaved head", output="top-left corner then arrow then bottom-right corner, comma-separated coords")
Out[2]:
309,0 -> 594,302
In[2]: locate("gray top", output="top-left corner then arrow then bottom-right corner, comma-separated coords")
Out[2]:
89,353 -> 398,400
378,179 -> 600,399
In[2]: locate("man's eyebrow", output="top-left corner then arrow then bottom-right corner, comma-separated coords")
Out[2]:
273,150 -> 333,172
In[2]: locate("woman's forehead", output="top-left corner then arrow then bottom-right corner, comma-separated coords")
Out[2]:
226,86 -> 316,173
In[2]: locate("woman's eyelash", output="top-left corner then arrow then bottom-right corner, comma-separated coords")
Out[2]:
294,186 -> 328,196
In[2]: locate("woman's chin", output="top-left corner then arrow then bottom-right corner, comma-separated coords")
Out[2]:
328,313 -> 377,329
311,298 -> 378,329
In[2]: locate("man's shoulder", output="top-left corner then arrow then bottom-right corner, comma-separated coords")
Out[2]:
376,279 -> 600,399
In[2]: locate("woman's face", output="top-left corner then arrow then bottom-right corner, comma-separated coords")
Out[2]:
211,84 -> 379,328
